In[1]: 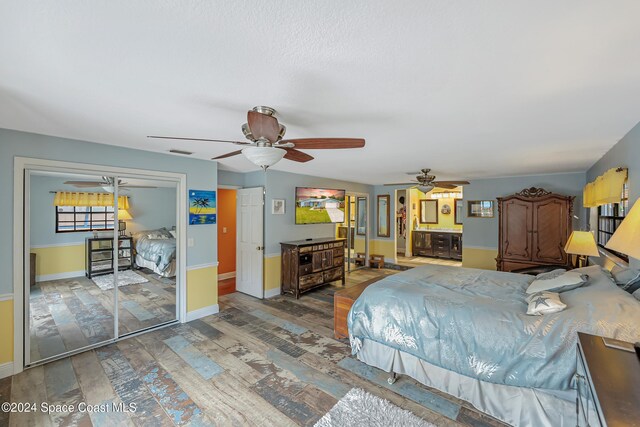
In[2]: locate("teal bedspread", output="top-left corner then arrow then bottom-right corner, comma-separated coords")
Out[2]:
347,264 -> 640,390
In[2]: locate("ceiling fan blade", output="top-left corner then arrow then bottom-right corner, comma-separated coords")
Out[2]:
282,138 -> 365,149
432,183 -> 457,190
120,185 -> 157,189
212,150 -> 243,160
384,182 -> 417,186
63,181 -> 105,187
283,148 -> 314,163
147,136 -> 249,145
432,180 -> 470,186
247,111 -> 280,143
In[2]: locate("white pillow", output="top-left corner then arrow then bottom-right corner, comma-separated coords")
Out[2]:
169,230 -> 177,238
526,271 -> 587,294
526,291 -> 566,316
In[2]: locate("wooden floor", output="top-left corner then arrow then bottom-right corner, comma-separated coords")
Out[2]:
3,268 -> 506,427
395,255 -> 462,268
29,269 -> 176,364
218,277 -> 236,297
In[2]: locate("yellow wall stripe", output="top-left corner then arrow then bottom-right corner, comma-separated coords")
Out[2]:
186,266 -> 218,312
31,244 -> 85,277
462,248 -> 498,270
0,299 -> 13,364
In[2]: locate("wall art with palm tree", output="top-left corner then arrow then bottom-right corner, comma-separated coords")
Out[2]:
189,190 -> 217,225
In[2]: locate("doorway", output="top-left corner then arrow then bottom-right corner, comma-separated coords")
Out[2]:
19,160 -> 185,369
336,193 -> 369,272
217,188 -> 237,297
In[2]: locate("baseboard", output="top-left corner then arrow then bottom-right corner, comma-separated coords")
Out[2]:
185,304 -> 219,322
218,271 -> 236,280
36,270 -> 86,282
264,287 -> 281,299
0,362 -> 14,379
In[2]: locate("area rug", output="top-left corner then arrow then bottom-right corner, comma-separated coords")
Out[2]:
314,388 -> 435,427
91,270 -> 149,290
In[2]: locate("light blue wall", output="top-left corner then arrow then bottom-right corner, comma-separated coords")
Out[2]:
462,172 -> 587,250
0,128 -> 217,294
264,170 -> 373,255
587,120 -> 640,267
29,175 -> 177,247
218,169 -> 245,187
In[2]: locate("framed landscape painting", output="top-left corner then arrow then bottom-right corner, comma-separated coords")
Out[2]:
189,190 -> 216,225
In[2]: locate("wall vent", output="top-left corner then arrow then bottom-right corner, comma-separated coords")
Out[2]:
169,149 -> 193,155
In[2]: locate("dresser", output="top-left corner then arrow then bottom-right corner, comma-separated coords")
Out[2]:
280,238 -> 346,299
412,231 -> 462,260
497,187 -> 574,272
85,236 -> 133,278
576,332 -> 640,426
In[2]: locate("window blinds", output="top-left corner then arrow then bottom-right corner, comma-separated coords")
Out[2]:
53,192 -> 130,209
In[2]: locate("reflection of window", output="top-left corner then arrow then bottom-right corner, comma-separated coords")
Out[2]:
597,181 -> 628,260
56,206 -> 115,233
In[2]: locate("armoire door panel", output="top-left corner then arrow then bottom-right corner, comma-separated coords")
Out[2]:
532,200 -> 568,264
502,200 -> 533,261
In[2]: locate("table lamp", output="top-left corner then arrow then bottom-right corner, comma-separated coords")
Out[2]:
606,199 -> 640,260
564,231 -> 599,268
118,209 -> 133,236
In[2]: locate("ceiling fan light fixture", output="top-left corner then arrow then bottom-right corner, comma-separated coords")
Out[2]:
242,146 -> 286,170
417,185 -> 434,193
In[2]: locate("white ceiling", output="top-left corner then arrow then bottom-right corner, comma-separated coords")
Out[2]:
2,1 -> 640,185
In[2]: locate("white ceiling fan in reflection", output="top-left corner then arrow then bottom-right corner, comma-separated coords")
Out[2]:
64,177 -> 157,193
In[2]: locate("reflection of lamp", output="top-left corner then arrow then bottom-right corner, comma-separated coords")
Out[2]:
564,230 -> 599,268
241,147 -> 286,170
118,209 -> 132,236
606,199 -> 640,259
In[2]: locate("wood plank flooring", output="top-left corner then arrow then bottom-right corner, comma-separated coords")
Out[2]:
29,269 -> 176,364
6,268 -> 507,427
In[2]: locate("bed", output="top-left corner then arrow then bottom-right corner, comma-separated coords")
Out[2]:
347,264 -> 640,426
132,228 -> 177,278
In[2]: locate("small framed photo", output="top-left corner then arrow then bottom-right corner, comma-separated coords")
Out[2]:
467,200 -> 494,218
272,199 -> 285,215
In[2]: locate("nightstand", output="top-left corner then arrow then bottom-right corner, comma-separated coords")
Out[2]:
576,332 -> 640,427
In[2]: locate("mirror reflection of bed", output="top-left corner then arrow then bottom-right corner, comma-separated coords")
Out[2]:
27,172 -> 178,365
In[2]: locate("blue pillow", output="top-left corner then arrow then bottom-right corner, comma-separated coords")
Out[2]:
611,266 -> 640,293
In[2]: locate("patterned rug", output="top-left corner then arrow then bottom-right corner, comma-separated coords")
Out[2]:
314,388 -> 435,427
91,270 -> 149,290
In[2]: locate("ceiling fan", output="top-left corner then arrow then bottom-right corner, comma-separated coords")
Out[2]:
64,177 -> 157,192
148,106 -> 366,169
385,169 -> 470,192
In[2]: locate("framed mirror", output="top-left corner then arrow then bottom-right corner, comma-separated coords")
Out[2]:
356,197 -> 367,235
377,195 -> 390,237
454,199 -> 464,224
419,199 -> 438,224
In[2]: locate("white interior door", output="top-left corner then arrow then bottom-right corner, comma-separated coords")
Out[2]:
236,187 -> 264,298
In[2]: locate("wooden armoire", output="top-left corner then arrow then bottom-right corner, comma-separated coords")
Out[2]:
496,187 -> 574,272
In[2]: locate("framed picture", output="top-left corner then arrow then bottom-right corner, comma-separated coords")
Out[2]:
272,199 -> 285,215
454,199 -> 464,224
377,195 -> 390,237
356,197 -> 367,235
189,190 -> 216,225
419,199 -> 438,224
468,200 -> 494,218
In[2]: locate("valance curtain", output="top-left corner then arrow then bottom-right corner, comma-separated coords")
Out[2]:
53,192 -> 130,209
583,168 -> 627,208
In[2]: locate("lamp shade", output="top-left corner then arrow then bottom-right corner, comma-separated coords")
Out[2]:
606,199 -> 640,259
242,147 -> 286,170
564,231 -> 599,257
118,209 -> 133,220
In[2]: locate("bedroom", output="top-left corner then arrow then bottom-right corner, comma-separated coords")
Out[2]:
2,1 -> 640,427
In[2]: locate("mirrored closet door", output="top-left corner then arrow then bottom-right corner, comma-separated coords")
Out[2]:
27,171 -> 117,365
116,176 -> 178,336
25,169 -> 180,367
339,194 -> 369,272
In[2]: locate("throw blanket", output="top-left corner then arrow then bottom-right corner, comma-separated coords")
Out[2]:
348,264 -> 640,391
